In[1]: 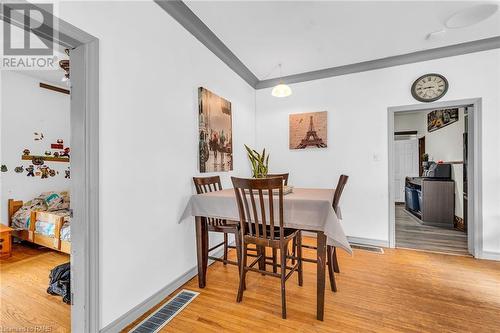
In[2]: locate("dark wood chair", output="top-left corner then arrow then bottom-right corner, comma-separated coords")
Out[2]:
231,176 -> 303,319
292,174 -> 349,292
193,176 -> 242,270
267,173 -> 289,186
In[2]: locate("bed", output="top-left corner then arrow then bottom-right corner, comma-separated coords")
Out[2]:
8,192 -> 71,254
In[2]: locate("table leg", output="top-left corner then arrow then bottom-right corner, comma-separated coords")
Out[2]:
195,216 -> 208,288
316,231 -> 326,321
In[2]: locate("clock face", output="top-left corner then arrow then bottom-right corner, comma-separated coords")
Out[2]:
411,74 -> 448,102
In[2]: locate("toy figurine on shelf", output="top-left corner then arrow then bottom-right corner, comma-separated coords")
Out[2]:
26,165 -> 35,177
53,152 -> 60,158
14,166 -> 24,173
23,149 -> 30,156
1,165 -> 7,172
65,167 -> 70,179
60,147 -> 70,158
32,157 -> 44,166
57,139 -> 64,144
44,151 -> 51,156
39,165 -> 50,179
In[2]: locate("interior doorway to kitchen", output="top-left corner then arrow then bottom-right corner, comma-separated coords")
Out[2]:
388,99 -> 482,257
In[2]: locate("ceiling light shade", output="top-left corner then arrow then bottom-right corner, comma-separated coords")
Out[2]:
271,83 -> 292,97
445,4 -> 498,29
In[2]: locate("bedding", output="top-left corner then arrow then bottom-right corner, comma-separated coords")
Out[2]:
11,191 -> 71,242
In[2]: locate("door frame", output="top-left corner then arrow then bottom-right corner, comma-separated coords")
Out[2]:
1,3 -> 100,331
387,98 -> 482,258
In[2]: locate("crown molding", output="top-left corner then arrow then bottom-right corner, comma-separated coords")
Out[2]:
256,36 -> 500,89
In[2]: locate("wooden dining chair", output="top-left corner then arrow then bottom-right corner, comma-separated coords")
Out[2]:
292,174 -> 349,292
193,176 -> 242,270
267,173 -> 289,186
231,176 -> 303,319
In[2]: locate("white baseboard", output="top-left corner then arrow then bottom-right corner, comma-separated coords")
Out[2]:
100,247 -> 226,333
347,236 -> 389,248
478,250 -> 500,261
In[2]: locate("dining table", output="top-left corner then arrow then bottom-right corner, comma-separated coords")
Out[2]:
181,187 -> 352,321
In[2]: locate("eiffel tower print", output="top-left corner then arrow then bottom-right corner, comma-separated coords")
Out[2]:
296,115 -> 327,149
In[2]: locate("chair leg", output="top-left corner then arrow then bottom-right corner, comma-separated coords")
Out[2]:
296,232 -> 303,287
272,248 -> 278,273
291,237 -> 296,265
234,230 -> 245,290
280,246 -> 287,319
236,243 -> 248,303
333,246 -> 340,273
223,233 -> 228,265
327,246 -> 337,292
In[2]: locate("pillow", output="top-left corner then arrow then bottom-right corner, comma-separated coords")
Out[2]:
41,191 -> 70,211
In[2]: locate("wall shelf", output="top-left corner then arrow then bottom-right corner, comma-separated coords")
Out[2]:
22,155 -> 70,163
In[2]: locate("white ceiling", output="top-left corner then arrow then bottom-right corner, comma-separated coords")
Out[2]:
186,1 -> 500,80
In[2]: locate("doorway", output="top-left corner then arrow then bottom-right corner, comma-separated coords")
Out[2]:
0,4 -> 99,331
388,99 -> 482,258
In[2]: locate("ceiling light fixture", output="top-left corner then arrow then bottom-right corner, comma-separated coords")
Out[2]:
445,4 -> 498,29
59,49 -> 70,85
271,64 -> 292,98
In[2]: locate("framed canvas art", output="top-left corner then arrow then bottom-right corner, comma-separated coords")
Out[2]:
427,108 -> 459,132
198,87 -> 233,172
289,111 -> 327,149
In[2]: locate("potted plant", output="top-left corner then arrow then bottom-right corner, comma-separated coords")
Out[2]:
244,145 -> 269,178
422,153 -> 430,169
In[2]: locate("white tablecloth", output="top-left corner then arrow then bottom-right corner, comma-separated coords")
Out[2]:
181,188 -> 352,254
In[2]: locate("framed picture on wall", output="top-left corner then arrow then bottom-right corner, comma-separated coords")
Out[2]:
427,108 -> 459,132
198,87 -> 233,172
289,111 -> 327,149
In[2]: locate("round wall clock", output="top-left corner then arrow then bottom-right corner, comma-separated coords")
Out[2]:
411,73 -> 448,102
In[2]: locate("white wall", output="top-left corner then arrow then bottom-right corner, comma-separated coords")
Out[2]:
394,112 -> 427,136
1,71 -> 70,224
394,108 -> 465,218
59,1 -> 256,328
426,108 -> 465,219
256,49 -> 500,255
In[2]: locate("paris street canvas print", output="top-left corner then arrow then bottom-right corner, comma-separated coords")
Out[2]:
198,87 -> 233,172
289,111 -> 328,149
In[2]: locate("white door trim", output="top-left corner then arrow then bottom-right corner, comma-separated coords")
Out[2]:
387,98 -> 482,258
1,3 -> 100,331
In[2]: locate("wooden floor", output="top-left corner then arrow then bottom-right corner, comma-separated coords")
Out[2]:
0,243 -> 70,332
124,237 -> 500,333
395,205 -> 469,255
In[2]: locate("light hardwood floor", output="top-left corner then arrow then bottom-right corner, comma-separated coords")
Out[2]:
124,237 -> 500,333
395,205 -> 468,255
0,243 -> 70,332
